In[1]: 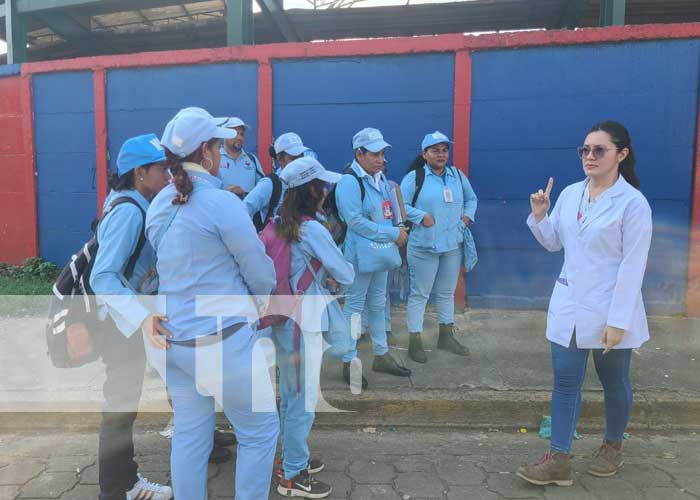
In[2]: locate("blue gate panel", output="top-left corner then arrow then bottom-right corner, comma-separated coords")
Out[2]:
33,71 -> 96,265
272,54 -> 455,183
107,63 -> 259,172
470,40 -> 700,314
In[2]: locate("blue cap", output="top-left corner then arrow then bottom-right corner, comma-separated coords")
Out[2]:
161,107 -> 237,158
352,127 -> 391,152
274,132 -> 310,157
421,131 -> 453,151
116,133 -> 167,176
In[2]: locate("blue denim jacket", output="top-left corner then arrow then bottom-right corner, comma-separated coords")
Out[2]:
90,189 -> 157,337
146,167 -> 276,340
400,164 -> 478,253
335,160 -> 401,267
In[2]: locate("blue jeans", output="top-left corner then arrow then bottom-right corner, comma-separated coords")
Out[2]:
406,246 -> 462,333
164,325 -> 279,500
550,335 -> 633,453
273,329 -> 324,480
342,268 -> 389,362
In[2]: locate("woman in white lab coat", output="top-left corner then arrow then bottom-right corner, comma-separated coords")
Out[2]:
517,121 -> 652,487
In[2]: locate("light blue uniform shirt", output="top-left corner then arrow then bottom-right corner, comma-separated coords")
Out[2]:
274,220 -> 355,335
335,160 -> 401,266
218,147 -> 264,194
400,164 -> 478,253
145,169 -> 276,340
244,175 -> 286,221
90,189 -> 156,337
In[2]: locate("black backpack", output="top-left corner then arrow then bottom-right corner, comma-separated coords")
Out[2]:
253,173 -> 283,233
45,197 -> 147,368
323,164 -> 365,245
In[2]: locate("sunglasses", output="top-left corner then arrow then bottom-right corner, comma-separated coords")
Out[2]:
577,146 -> 615,159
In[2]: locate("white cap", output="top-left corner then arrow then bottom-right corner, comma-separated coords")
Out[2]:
217,116 -> 248,130
279,157 -> 342,189
274,132 -> 310,157
161,107 -> 237,158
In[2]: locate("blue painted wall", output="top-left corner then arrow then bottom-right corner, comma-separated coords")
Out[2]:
272,54 -> 455,183
33,71 -> 96,264
469,40 -> 700,314
106,63 -> 259,174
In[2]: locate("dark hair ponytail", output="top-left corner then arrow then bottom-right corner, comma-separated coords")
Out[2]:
163,137 -> 219,205
589,120 -> 640,189
108,170 -> 135,191
406,154 -> 424,173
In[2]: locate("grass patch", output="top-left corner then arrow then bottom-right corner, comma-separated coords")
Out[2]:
0,258 -> 59,317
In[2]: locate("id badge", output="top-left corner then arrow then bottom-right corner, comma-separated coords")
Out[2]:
382,200 -> 394,219
443,187 -> 454,203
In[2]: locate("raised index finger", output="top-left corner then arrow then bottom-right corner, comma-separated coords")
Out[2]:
544,177 -> 554,197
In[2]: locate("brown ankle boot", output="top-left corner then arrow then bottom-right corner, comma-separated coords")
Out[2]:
588,440 -> 624,477
516,451 -> 573,486
437,323 -> 469,356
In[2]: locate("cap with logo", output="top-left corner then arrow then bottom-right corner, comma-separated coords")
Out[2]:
116,133 -> 167,176
279,157 -> 342,189
352,127 -> 391,153
421,131 -> 453,151
161,107 -> 237,158
274,132 -> 310,157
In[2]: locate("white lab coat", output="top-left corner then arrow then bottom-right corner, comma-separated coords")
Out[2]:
527,175 -> 653,349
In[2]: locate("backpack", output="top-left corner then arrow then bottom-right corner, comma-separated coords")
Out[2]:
257,217 -> 323,395
45,197 -> 147,368
246,151 -> 265,181
252,172 -> 283,233
323,164 -> 365,245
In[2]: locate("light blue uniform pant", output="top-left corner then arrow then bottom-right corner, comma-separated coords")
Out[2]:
273,329 -> 324,480
361,272 -> 392,333
406,245 -> 462,333
165,325 -> 279,500
342,267 -> 389,362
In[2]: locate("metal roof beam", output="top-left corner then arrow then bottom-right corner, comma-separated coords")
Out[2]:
257,0 -> 301,42
34,9 -> 114,53
226,0 -> 253,45
600,0 -> 626,26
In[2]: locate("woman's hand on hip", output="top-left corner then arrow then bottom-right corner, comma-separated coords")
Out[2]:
142,314 -> 172,350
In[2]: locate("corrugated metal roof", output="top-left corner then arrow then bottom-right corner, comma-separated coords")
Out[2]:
3,0 -> 700,62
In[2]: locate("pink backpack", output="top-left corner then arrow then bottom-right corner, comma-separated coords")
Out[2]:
257,217 -> 322,395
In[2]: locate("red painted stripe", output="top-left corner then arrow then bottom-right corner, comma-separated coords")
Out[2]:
20,74 -> 39,258
452,50 -> 472,310
452,50 -> 471,177
687,99 -> 700,316
94,69 -> 109,215
21,23 -> 700,75
258,61 -> 273,175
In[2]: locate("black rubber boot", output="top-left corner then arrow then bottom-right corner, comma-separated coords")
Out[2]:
437,323 -> 469,356
342,361 -> 368,389
372,353 -> 411,377
408,333 -> 427,363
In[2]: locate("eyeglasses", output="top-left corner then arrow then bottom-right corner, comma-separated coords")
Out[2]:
577,146 -> 615,159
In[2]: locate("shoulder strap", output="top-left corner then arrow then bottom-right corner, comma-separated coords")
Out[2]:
246,152 -> 265,179
346,170 -> 366,203
104,197 -> 147,280
411,166 -> 426,207
267,173 -> 282,217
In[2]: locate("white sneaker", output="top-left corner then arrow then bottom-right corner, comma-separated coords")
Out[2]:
126,474 -> 173,500
159,417 -> 174,439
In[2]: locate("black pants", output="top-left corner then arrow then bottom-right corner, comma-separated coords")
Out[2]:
98,323 -> 146,500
